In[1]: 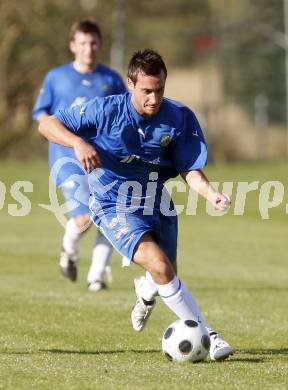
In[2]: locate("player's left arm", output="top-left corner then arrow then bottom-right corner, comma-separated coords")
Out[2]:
172,108 -> 230,211
181,170 -> 230,211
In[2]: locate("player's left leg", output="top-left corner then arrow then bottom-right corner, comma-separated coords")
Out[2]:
132,234 -> 233,361
208,330 -> 233,361
132,234 -> 208,322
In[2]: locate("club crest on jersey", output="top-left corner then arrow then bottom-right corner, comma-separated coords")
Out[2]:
160,134 -> 171,147
102,83 -> 110,92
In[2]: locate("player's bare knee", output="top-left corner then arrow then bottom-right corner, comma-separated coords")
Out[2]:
133,234 -> 175,283
150,257 -> 175,284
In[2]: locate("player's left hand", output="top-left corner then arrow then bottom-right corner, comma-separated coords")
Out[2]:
210,192 -> 231,211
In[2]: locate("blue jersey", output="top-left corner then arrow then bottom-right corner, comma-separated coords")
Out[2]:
55,92 -> 207,214
32,62 -> 126,185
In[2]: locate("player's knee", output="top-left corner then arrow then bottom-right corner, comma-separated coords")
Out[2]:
150,257 -> 174,284
73,214 -> 91,232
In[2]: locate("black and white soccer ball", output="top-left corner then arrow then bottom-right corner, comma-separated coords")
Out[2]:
162,319 -> 210,362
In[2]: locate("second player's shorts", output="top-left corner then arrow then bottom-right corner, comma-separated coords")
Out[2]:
60,173 -> 90,218
49,152 -> 91,218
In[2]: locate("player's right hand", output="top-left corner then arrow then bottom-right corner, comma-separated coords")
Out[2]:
73,139 -> 101,173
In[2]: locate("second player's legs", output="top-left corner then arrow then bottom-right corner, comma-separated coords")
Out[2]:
62,214 -> 92,254
60,213 -> 91,281
60,175 -> 114,287
87,230 -> 114,290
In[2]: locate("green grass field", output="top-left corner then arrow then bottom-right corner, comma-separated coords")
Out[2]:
0,160 -> 287,389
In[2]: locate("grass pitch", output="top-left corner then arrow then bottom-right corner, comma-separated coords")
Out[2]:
0,160 -> 287,389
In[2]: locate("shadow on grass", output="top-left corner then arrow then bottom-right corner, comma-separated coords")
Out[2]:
0,348 -> 160,355
40,348 -> 161,355
39,347 -> 288,356
222,357 -> 264,363
236,348 -> 288,356
221,348 -> 288,363
1,348 -> 287,361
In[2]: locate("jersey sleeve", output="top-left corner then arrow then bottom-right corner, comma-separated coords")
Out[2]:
55,97 -> 102,135
32,71 -> 54,120
171,108 -> 208,173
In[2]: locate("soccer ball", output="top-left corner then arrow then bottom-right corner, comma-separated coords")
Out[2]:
162,319 -> 210,362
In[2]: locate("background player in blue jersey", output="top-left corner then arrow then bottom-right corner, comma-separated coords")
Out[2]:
38,49 -> 233,361
33,20 -> 126,291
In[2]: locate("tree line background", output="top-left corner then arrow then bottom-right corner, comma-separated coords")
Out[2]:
0,0 -> 286,161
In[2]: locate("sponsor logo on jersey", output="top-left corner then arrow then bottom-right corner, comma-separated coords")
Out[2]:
120,155 -> 139,163
120,155 -> 160,165
160,134 -> 171,147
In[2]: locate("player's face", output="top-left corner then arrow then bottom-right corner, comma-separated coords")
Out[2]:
128,71 -> 166,117
70,32 -> 101,71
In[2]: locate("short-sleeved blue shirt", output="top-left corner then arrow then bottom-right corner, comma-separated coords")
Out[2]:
55,92 -> 207,212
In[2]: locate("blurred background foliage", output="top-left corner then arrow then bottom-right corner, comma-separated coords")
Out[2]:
0,0 -> 286,161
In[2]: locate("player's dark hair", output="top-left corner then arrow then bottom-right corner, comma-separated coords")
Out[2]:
69,19 -> 102,41
127,49 -> 167,84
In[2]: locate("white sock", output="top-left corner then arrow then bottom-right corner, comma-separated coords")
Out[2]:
62,219 -> 83,255
206,326 -> 217,336
181,282 -> 207,326
87,231 -> 113,283
156,275 -> 207,326
140,272 -> 158,302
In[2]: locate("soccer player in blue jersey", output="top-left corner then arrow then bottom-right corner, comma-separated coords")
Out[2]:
38,49 -> 233,361
33,20 -> 126,291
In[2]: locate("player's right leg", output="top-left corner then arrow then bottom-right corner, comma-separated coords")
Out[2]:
132,215 -> 178,331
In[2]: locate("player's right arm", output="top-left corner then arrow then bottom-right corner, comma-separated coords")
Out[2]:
39,115 -> 101,172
